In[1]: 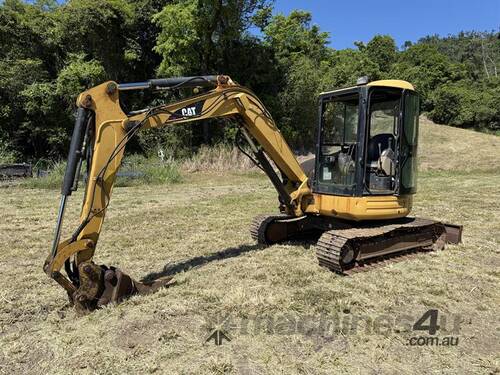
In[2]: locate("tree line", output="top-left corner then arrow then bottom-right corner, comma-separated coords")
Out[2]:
0,0 -> 498,162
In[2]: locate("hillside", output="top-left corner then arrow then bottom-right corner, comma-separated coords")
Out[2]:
419,116 -> 500,172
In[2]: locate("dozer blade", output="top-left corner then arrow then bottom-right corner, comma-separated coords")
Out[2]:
71,262 -> 175,314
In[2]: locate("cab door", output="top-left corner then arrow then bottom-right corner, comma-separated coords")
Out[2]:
398,90 -> 420,195
363,87 -> 402,195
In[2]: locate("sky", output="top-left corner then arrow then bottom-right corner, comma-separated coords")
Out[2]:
268,0 -> 500,49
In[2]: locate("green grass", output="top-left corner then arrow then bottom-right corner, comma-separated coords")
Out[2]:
20,161 -> 67,189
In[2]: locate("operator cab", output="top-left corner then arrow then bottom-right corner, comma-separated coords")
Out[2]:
313,79 -> 419,197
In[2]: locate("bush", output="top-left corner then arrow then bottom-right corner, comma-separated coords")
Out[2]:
22,155 -> 182,189
429,79 -> 500,131
21,161 -> 66,189
115,154 -> 182,186
0,140 -> 18,164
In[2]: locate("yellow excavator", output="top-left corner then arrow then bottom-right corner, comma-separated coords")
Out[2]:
44,75 -> 462,313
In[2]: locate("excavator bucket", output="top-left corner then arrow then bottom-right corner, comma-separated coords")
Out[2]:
70,262 -> 175,314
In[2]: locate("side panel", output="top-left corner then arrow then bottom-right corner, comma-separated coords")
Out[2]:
305,194 -> 412,221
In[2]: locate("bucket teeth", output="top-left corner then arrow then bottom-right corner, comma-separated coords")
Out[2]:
72,262 -> 174,314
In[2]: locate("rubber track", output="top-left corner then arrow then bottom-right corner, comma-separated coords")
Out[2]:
316,218 -> 445,275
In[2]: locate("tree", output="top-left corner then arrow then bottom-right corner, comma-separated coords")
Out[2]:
278,56 -> 325,151
365,35 -> 397,73
324,49 -> 381,88
53,0 -> 135,80
154,0 -> 271,75
390,44 -> 468,109
419,31 -> 500,80
0,1 -> 498,160
430,78 -> 500,131
154,0 -> 272,143
260,10 -> 330,65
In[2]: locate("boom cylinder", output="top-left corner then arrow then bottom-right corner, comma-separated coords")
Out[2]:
50,107 -> 89,258
61,107 -> 89,196
117,75 -> 219,91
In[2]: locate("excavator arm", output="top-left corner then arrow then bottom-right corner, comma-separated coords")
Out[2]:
44,75 -> 312,312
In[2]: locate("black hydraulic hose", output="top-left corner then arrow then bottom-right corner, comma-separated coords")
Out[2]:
71,113 -> 94,192
235,129 -> 264,172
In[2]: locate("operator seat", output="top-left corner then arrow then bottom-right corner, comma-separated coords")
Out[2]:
367,133 -> 395,166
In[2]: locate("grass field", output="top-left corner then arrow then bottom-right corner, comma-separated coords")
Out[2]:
0,120 -> 499,374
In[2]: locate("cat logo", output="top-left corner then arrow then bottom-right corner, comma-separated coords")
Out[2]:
173,100 -> 205,118
181,107 -> 197,116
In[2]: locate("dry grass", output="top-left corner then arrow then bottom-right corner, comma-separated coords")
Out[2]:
181,145 -> 257,173
0,121 -> 499,374
419,116 -> 500,172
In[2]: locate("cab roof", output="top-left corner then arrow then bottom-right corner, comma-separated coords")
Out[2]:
319,79 -> 414,96
367,79 -> 414,90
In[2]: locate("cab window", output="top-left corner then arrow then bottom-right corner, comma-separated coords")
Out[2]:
316,93 -> 359,194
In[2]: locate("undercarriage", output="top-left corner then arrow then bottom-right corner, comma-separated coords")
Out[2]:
250,214 -> 462,274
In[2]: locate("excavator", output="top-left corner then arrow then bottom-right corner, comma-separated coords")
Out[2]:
44,75 -> 462,313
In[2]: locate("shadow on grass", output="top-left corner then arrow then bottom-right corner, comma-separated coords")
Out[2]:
141,238 -> 318,283
141,243 -> 265,282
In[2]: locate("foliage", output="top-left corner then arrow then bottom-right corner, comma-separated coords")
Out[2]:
0,139 -> 18,163
153,0 -> 199,76
116,154 -> 182,186
20,160 -> 66,189
429,78 -> 500,131
419,31 -> 500,80
278,56 -> 324,151
325,49 -> 381,87
22,155 -> 182,189
365,35 -> 397,73
0,0 -> 498,164
259,10 -> 330,65
52,0 -> 135,79
154,0 -> 271,76
55,54 -> 106,104
390,43 -> 469,109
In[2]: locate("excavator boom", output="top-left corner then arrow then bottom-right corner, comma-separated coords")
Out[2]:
45,75 -> 312,312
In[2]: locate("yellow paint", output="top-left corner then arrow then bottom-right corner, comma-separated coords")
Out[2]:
51,78 -> 313,270
305,194 -> 412,221
320,79 -> 414,95
45,239 -> 94,274
367,80 -> 415,91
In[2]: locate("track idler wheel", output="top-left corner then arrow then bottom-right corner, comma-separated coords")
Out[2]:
340,244 -> 357,267
71,262 -> 174,314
